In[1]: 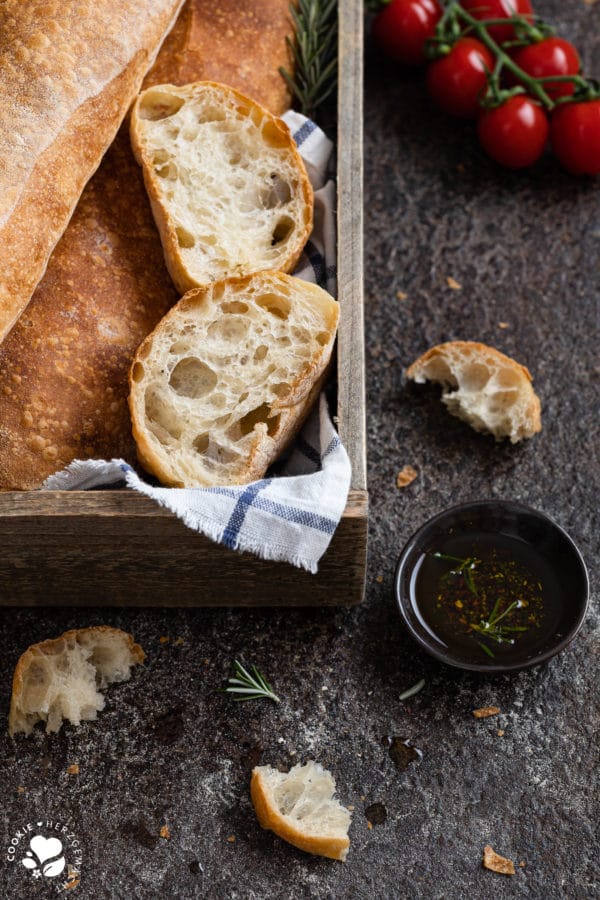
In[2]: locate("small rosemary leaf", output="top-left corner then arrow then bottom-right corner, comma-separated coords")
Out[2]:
399,679 -> 426,701
225,687 -> 264,694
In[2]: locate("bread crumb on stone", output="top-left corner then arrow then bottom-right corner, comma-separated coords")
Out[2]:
67,764 -> 79,775
396,465 -> 418,488
376,575 -> 383,584
406,340 -> 542,444
446,276 -> 462,290
396,291 -> 408,300
159,636 -> 170,644
227,834 -> 236,843
160,825 -> 171,839
483,845 -> 515,875
473,706 -> 500,719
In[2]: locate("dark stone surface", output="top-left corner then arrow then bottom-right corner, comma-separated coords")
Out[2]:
1,2 -> 599,897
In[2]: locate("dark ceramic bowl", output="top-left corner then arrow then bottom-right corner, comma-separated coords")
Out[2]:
394,500 -> 589,673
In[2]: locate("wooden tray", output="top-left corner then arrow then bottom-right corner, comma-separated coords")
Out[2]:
0,0 -> 367,607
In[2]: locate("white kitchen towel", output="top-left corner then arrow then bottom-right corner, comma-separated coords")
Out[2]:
43,113 -> 352,574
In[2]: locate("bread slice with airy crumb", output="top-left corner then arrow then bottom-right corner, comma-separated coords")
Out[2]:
8,626 -> 145,737
130,80 -> 313,294
128,271 -> 339,487
251,761 -> 351,861
406,341 -> 542,443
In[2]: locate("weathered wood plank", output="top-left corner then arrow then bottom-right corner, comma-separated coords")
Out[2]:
0,490 -> 368,606
337,0 -> 366,490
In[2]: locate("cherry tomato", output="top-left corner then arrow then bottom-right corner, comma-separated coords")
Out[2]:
427,38 -> 494,118
512,38 -> 580,100
372,0 -> 442,66
477,95 -> 549,168
460,0 -> 534,45
550,100 -> 600,175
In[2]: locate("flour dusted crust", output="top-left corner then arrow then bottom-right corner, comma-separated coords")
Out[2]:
128,272 -> 339,487
8,626 -> 145,737
130,81 -> 313,294
0,0 -> 185,345
406,341 -> 542,443
0,0 -> 296,491
251,762 -> 351,862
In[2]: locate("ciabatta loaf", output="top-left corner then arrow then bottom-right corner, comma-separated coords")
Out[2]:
129,272 -> 339,487
0,0 -> 185,345
0,0 -> 296,490
9,627 -> 145,737
130,81 -> 313,294
407,341 -> 542,443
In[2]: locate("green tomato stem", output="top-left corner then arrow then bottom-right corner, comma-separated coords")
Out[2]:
452,5 -> 555,109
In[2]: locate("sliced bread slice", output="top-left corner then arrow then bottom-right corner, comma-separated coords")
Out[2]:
9,626 -> 145,737
406,340 -> 542,443
128,271 -> 339,487
251,761 -> 351,861
130,80 -> 313,294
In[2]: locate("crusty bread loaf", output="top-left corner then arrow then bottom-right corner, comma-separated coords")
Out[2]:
406,341 -> 542,443
251,762 -> 351,862
129,272 -> 339,487
0,0 -> 185,346
130,81 -> 313,295
8,626 -> 145,737
0,0 -> 296,491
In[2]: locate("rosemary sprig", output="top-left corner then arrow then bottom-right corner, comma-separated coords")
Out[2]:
223,660 -> 280,704
469,600 -> 528,658
280,0 -> 338,119
434,552 -> 479,596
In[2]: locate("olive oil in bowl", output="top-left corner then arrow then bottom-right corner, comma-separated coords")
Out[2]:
395,501 -> 589,672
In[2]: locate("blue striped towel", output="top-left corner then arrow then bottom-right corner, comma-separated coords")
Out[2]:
43,113 -> 352,574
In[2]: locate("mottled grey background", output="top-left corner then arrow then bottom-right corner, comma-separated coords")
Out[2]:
1,1 -> 599,897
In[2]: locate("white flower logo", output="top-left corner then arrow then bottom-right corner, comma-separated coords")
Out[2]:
21,835 -> 65,879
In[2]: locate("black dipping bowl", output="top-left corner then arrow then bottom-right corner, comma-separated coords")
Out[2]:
394,500 -> 589,673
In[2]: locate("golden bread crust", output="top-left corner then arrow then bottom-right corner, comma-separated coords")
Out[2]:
250,768 -> 350,862
0,0 -> 185,345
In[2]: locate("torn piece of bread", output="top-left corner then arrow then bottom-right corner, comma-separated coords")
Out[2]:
406,341 -> 542,443
8,627 -> 145,737
130,80 -> 313,295
251,762 -> 351,861
128,271 -> 339,487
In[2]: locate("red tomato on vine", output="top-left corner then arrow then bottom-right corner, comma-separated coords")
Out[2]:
551,100 -> 600,175
477,95 -> 549,168
372,0 -> 442,65
511,38 -> 580,101
460,0 -> 534,45
427,38 -> 494,118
